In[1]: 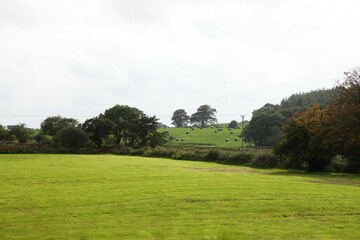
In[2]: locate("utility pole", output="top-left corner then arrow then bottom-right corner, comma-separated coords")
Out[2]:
240,115 -> 245,151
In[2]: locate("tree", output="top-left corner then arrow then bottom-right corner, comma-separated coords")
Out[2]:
41,116 -> 79,136
54,127 -> 88,149
131,115 -> 167,148
82,116 -> 115,148
228,120 -> 238,128
274,105 -> 331,171
9,124 -> 29,143
104,105 -> 142,144
317,68 -> 360,167
0,125 -> 10,142
171,109 -> 190,128
244,112 -> 284,146
190,105 -> 217,127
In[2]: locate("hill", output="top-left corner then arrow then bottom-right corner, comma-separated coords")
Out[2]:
159,123 -> 249,148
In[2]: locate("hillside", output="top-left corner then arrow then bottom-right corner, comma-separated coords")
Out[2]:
159,123 -> 249,148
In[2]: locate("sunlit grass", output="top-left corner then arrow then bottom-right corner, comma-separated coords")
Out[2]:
1,154 -> 360,239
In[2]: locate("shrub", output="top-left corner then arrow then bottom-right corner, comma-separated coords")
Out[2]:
34,133 -> 52,145
227,152 -> 253,165
326,155 -> 349,173
206,150 -> 220,161
110,145 -> 132,155
252,151 -> 278,168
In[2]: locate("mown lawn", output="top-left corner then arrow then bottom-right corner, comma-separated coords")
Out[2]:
1,154 -> 360,239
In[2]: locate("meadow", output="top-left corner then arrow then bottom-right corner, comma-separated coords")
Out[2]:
159,124 -> 249,148
1,154 -> 360,239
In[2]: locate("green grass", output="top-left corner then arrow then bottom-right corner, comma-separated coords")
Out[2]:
1,154 -> 360,239
159,124 -> 249,148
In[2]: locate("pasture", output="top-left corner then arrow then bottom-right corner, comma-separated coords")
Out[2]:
1,154 -> 360,239
159,124 -> 249,147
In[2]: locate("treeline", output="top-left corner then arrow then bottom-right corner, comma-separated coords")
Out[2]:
243,68 -> 360,172
244,88 -> 335,146
274,68 -> 360,172
0,105 -> 167,150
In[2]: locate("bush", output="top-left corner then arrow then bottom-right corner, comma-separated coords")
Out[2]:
34,133 -> 52,145
110,145 -> 132,155
206,150 -> 220,161
227,152 -> 253,165
326,155 -> 349,173
252,151 -> 278,168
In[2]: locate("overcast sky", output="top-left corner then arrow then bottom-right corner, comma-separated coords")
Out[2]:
1,0 -> 360,128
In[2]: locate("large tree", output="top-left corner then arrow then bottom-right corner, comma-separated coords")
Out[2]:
104,105 -> 166,148
190,105 -> 217,128
274,105 -> 331,171
171,109 -> 190,128
104,105 -> 142,144
41,116 -> 79,136
244,112 -> 284,146
317,68 -> 360,167
82,116 -> 115,148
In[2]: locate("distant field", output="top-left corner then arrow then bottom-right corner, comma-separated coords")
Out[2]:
1,154 -> 360,239
159,123 -> 250,147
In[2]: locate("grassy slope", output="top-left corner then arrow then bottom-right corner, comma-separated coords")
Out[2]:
159,124 -> 249,148
1,154 -> 360,239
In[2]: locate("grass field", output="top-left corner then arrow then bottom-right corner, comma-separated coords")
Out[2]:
159,124 -> 249,148
1,154 -> 360,239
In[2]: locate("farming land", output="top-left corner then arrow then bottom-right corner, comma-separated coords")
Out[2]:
159,124 -> 249,148
1,154 -> 360,239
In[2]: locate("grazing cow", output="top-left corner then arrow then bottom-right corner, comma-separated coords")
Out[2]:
235,138 -> 238,141
215,130 -> 217,133
230,131 -> 233,134
225,139 -> 229,142
176,139 -> 179,141
186,132 -> 189,134
181,139 -> 185,141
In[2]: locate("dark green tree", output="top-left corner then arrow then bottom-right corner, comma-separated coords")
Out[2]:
0,125 -> 10,142
82,116 -> 115,148
54,127 -> 88,149
104,105 -> 142,144
41,116 -> 79,136
228,120 -> 238,128
9,124 -> 29,143
244,112 -> 284,146
134,115 -> 167,148
190,105 -> 217,127
171,109 -> 190,128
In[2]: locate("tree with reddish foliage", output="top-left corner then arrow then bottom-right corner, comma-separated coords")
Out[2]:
275,68 -> 360,172
274,105 -> 331,171
319,68 -> 360,167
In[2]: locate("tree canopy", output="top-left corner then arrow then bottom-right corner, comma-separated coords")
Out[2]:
171,109 -> 190,128
82,116 -> 115,148
41,116 -> 79,136
190,105 -> 217,128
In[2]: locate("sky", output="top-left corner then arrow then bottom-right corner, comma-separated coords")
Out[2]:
1,0 -> 360,128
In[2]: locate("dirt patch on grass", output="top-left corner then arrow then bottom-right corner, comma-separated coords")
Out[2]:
308,178 -> 360,186
186,167 -> 264,174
